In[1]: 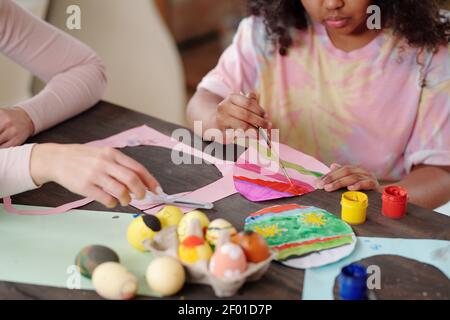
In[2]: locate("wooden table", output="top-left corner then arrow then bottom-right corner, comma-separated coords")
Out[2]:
2,101 -> 449,300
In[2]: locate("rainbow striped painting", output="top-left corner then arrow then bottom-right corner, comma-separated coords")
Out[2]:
233,140 -> 329,202
244,204 -> 355,261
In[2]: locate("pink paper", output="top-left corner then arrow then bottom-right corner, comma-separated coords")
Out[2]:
233,139 -> 329,202
3,125 -> 237,215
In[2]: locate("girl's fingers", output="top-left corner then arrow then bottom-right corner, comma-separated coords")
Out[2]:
227,103 -> 269,129
348,180 -> 379,191
113,151 -> 160,194
229,94 -> 266,117
319,165 -> 368,187
330,163 -> 342,170
105,162 -> 147,200
323,175 -> 365,192
85,185 -> 118,208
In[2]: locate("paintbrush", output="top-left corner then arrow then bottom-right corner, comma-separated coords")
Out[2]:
240,91 -> 294,186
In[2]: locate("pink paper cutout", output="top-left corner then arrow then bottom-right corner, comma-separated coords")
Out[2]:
233,140 -> 330,202
3,126 -> 237,215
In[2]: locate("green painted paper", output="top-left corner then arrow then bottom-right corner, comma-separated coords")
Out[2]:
0,205 -> 160,297
276,236 -> 354,260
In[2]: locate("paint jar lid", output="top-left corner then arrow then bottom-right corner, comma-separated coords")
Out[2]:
341,191 -> 368,208
382,186 -> 408,203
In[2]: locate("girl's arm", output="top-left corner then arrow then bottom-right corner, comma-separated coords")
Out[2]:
187,88 -> 269,143
389,165 -> 450,209
187,89 -> 223,139
317,164 -> 450,210
0,0 -> 107,138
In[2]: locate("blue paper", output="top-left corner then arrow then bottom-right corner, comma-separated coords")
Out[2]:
302,237 -> 450,300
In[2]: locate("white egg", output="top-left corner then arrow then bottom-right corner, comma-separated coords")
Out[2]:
146,256 -> 185,296
92,262 -> 138,300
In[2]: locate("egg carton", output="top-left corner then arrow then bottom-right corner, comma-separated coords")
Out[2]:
142,226 -> 275,298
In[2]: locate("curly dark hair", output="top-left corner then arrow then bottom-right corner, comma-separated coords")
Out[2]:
248,0 -> 450,55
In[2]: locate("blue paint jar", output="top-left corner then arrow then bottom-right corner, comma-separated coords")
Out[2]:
338,264 -> 368,300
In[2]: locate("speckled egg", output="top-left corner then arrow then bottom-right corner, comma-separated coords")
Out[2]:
206,219 -> 237,248
75,245 -> 120,279
209,243 -> 247,279
177,210 -> 210,241
92,262 -> 138,300
146,256 -> 185,296
156,206 -> 184,228
127,215 -> 162,251
233,230 -> 270,263
179,235 -> 212,265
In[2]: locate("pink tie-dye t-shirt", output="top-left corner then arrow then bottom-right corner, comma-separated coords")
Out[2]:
198,17 -> 450,181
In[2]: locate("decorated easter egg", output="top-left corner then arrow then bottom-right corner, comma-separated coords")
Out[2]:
177,210 -> 210,241
156,206 -> 184,228
178,235 -> 213,265
209,243 -> 247,279
206,219 -> 237,248
127,215 -> 162,252
92,262 -> 138,300
75,245 -> 120,279
233,230 -> 270,263
146,256 -> 185,296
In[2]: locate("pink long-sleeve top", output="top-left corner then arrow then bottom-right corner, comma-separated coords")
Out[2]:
0,0 -> 107,197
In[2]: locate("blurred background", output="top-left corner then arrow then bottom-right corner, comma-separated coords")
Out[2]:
0,0 -> 449,126
0,0 -> 247,125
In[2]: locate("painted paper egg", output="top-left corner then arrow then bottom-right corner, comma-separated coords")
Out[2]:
92,262 -> 138,300
177,210 -> 210,241
206,219 -> 237,248
127,215 -> 162,252
156,206 -> 184,228
75,245 -> 120,279
209,243 -> 247,279
233,230 -> 270,263
178,235 -> 212,265
146,256 -> 185,296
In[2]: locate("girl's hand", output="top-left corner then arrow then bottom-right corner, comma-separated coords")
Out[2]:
316,163 -> 381,192
216,92 -> 271,141
0,107 -> 35,148
30,144 -> 161,208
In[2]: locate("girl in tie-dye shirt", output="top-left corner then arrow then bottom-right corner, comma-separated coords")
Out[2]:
187,0 -> 450,209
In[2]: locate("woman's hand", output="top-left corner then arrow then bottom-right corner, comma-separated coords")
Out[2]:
30,144 -> 161,208
0,107 -> 35,147
316,163 -> 381,192
215,92 -> 271,142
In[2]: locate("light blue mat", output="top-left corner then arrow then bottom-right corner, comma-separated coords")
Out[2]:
0,205 -> 159,297
302,236 -> 450,300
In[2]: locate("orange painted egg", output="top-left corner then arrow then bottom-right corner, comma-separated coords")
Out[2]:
209,243 -> 247,279
233,230 -> 270,263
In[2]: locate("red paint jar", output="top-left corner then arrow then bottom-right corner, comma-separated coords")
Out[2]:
382,186 -> 408,219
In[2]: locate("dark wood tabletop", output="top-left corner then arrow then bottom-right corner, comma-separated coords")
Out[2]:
2,101 -> 449,300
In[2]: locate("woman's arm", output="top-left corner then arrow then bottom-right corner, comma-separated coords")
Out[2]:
388,165 -> 450,209
0,0 -> 107,137
1,144 -> 161,208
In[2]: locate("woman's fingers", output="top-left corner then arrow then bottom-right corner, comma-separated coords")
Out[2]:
113,150 -> 160,194
0,130 -> 11,146
105,161 -> 147,201
96,174 -> 132,206
85,185 -> 118,208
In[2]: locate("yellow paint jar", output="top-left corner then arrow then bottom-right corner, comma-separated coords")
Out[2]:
341,191 -> 368,225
